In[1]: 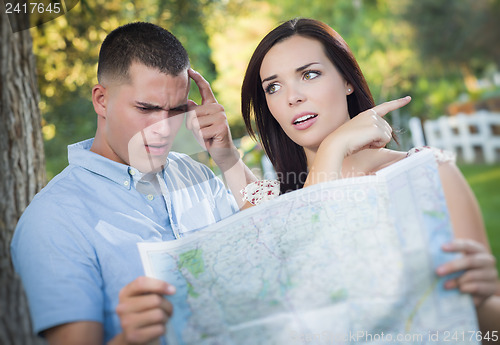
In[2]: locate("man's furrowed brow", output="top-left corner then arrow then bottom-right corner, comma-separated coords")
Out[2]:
169,103 -> 188,112
135,101 -> 188,112
135,102 -> 164,110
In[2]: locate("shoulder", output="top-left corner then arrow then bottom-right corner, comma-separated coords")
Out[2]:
19,165 -> 77,216
12,164 -> 102,251
434,156 -> 487,243
22,161 -> 109,215
407,146 -> 456,164
374,146 -> 456,171
370,149 -> 407,172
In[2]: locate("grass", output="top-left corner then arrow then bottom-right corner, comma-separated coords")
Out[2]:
459,164 -> 500,273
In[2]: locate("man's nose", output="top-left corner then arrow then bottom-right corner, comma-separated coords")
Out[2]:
150,112 -> 172,136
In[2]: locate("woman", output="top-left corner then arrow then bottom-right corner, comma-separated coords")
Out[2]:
241,18 -> 499,332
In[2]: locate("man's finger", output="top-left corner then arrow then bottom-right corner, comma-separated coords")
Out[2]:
116,293 -> 172,314
119,276 -> 175,299
188,68 -> 217,105
371,96 -> 411,118
188,103 -> 224,118
187,99 -> 198,110
125,324 -> 166,344
185,101 -> 197,131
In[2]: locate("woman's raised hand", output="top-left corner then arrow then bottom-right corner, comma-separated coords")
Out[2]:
326,96 -> 412,158
304,96 -> 411,187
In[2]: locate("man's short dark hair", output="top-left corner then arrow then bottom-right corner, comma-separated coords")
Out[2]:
97,22 -> 189,83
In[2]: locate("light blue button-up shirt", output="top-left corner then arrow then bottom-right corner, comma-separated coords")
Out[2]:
11,139 -> 238,343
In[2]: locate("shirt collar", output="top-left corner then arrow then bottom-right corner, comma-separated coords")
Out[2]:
68,138 -> 168,190
68,138 -> 170,189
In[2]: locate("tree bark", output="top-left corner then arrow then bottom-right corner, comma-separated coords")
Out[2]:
0,9 -> 47,345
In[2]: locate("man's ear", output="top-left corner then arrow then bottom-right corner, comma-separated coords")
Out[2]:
92,84 -> 107,118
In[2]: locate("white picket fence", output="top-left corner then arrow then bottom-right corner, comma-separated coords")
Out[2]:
409,111 -> 500,163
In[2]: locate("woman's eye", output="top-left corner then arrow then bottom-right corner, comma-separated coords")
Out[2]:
266,83 -> 281,94
304,71 -> 320,80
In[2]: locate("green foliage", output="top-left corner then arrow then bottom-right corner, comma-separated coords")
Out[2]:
34,0 -> 500,178
43,92 -> 96,179
400,0 -> 500,118
403,0 -> 500,73
205,1 -> 277,139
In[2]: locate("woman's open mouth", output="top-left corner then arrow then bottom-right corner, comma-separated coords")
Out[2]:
292,113 -> 318,129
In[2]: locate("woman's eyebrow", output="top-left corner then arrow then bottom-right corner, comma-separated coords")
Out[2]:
296,62 -> 319,72
261,74 -> 277,84
261,62 -> 320,84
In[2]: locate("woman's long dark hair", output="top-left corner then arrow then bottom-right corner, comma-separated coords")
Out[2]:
241,18 -> 376,194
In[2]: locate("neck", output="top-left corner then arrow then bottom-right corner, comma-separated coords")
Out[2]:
89,130 -> 102,155
304,147 -> 317,170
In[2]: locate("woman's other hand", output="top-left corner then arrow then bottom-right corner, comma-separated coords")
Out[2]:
437,239 -> 498,306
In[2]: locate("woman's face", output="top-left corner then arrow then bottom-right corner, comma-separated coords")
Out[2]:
260,35 -> 352,153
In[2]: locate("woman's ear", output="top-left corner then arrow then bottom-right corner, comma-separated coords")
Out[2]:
92,84 -> 107,118
346,83 -> 354,95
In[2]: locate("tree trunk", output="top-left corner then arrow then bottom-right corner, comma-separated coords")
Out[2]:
0,10 -> 47,345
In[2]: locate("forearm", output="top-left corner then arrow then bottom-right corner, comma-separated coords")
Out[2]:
107,333 -> 126,345
44,321 -> 103,345
222,157 -> 258,209
304,136 -> 345,187
210,144 -> 257,209
108,334 -> 161,345
108,334 -> 160,345
477,296 -> 500,337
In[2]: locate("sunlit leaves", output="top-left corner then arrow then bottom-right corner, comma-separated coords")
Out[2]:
32,0 -> 499,178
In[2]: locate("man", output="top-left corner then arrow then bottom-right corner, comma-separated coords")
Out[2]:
11,22 -> 255,344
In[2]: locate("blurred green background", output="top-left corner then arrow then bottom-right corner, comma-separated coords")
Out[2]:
31,0 -> 500,270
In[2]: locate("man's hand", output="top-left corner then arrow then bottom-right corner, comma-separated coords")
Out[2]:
114,276 -> 175,345
186,69 -> 257,208
186,69 -> 239,172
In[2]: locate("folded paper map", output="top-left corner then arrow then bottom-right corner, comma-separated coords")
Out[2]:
138,150 -> 479,345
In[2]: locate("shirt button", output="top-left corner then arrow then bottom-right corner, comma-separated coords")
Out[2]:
147,194 -> 154,201
124,181 -> 129,186
129,168 -> 135,176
